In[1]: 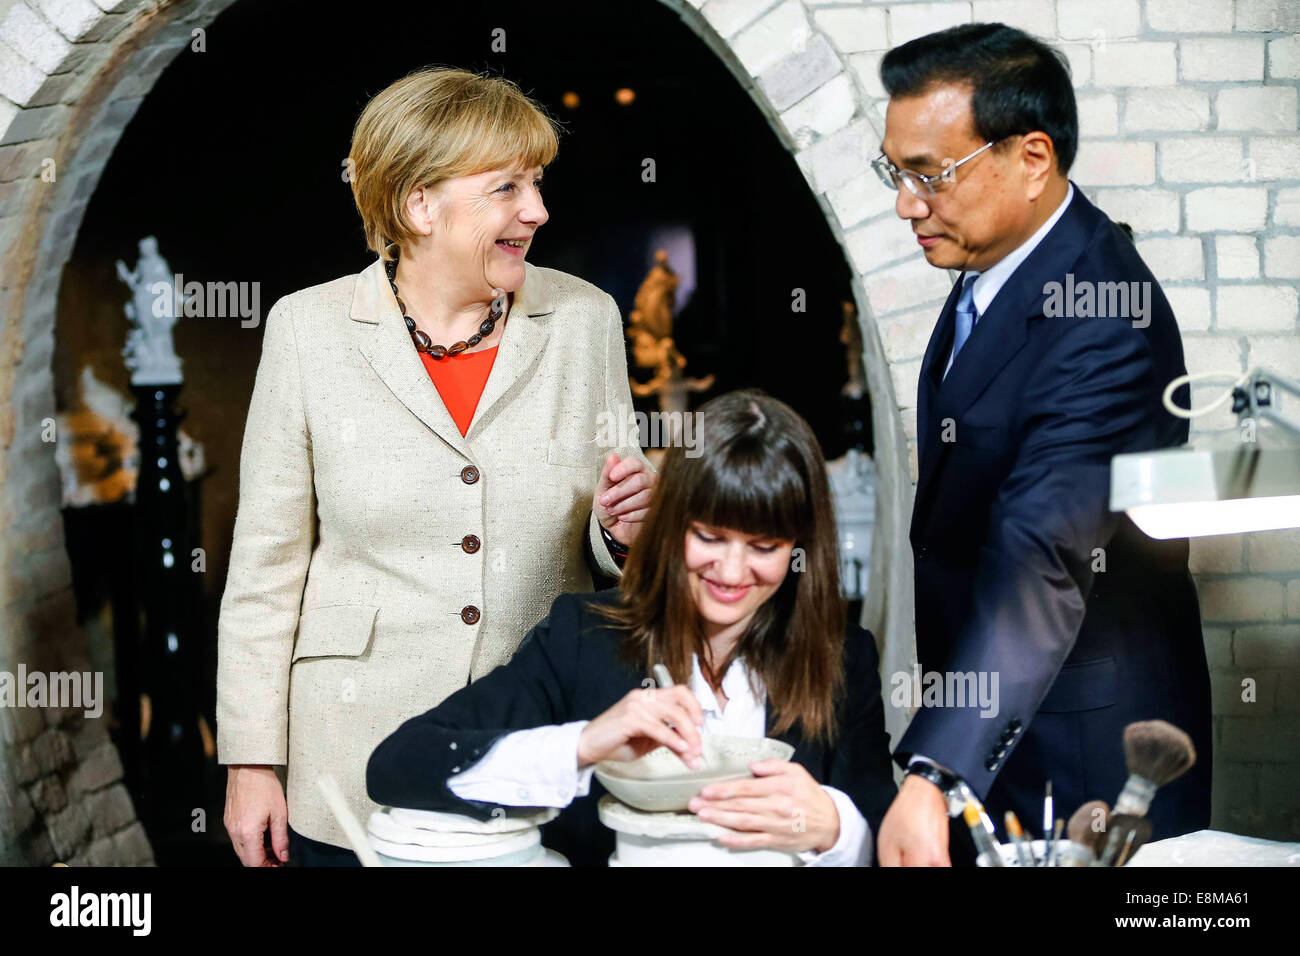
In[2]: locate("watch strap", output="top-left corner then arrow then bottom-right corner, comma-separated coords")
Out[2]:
906,763 -> 966,817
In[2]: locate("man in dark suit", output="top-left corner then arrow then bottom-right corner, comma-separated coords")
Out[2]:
871,23 -> 1212,865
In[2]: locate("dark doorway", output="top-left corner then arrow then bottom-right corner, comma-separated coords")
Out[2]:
57,0 -> 868,864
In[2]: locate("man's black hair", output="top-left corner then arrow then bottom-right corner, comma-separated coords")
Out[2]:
880,22 -> 1078,173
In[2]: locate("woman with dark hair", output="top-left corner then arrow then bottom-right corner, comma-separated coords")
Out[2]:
367,390 -> 896,866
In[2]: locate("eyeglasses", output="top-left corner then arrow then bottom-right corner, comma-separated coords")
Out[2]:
871,140 -> 1000,198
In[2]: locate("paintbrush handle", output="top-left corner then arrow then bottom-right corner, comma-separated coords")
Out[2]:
1115,830 -> 1139,866
1113,774 -> 1156,817
1045,820 -> 1064,866
1098,824 -> 1128,866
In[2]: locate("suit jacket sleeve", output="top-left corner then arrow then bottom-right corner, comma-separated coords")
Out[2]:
587,293 -> 655,578
829,626 -> 899,840
896,315 -> 1157,796
366,593 -> 583,820
215,297 -> 315,766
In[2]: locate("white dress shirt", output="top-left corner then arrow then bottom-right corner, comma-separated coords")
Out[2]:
447,653 -> 873,866
917,182 -> 1076,785
942,182 -> 1076,378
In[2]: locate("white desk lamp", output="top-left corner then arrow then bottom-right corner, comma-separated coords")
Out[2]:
1111,368 -> 1300,539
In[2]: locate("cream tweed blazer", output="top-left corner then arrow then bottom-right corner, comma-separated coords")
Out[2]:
216,255 -> 647,847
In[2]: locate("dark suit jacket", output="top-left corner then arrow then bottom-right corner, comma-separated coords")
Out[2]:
898,184 -> 1212,846
368,588 -> 897,867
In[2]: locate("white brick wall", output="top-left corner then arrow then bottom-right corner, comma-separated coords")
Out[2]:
1145,0 -> 1234,34
1181,37 -> 1266,82
1126,88 -> 1210,132
1216,235 -> 1260,279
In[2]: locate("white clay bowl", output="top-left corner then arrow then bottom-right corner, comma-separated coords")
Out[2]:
594,735 -> 796,812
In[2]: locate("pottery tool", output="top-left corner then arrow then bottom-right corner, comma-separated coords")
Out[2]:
317,774 -> 384,867
964,801 -> 1005,866
1100,813 -> 1153,867
652,663 -> 712,768
1005,811 -> 1034,867
1065,799 -> 1110,866
1044,818 -> 1065,866
1042,780 -> 1054,863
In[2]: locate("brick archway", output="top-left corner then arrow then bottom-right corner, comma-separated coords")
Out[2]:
4,0 -> 1297,862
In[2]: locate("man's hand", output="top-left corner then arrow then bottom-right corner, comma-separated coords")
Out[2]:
877,773 -> 952,866
593,453 -> 655,547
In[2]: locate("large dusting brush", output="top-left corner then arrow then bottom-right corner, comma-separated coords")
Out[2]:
1113,720 -> 1197,817
1064,799 -> 1110,865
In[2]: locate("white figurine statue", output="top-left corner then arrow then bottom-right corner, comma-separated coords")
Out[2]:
826,448 -> 877,601
118,236 -> 184,385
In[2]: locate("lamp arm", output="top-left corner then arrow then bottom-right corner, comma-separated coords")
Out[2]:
1236,369 -> 1300,440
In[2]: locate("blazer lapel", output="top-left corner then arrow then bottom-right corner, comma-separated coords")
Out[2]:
914,275 -> 966,515
351,258 -> 472,460
913,183 -> 1097,521
935,282 -> 1029,420
467,261 -> 554,440
937,184 -> 1096,422
349,258 -> 555,458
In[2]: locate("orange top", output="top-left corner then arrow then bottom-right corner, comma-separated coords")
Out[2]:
420,345 -> 499,436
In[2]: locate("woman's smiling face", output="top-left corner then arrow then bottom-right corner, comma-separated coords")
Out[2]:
684,522 -> 795,638
422,160 -> 548,296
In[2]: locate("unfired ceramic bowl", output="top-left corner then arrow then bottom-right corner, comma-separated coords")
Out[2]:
594,735 -> 796,812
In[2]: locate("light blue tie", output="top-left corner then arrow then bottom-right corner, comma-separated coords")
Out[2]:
944,273 -> 979,379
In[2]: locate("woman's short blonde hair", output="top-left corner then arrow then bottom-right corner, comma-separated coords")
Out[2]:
348,67 -> 560,260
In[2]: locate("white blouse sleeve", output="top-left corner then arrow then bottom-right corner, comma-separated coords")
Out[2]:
446,720 -> 595,807
797,785 -> 873,867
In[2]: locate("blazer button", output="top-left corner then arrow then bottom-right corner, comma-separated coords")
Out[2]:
985,756 -> 998,772
1009,718 -> 1023,733
460,605 -> 480,625
461,465 -> 480,484
461,534 -> 481,554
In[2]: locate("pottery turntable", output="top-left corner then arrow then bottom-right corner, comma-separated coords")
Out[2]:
594,734 -> 800,866
324,734 -> 802,867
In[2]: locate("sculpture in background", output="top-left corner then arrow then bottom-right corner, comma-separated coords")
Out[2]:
115,236 -> 209,839
828,300 -> 876,602
841,299 -> 866,400
118,235 -> 185,386
628,329 -> 715,412
54,366 -> 138,507
835,299 -> 873,456
629,249 -> 678,341
827,449 -> 876,601
54,366 -> 205,507
627,250 -> 713,458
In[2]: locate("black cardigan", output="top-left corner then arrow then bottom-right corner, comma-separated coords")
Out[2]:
367,588 -> 897,867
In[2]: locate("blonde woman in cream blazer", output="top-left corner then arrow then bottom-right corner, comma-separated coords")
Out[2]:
217,68 -> 653,864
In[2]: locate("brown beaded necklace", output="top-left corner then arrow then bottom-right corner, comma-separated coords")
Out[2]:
384,246 -> 504,359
